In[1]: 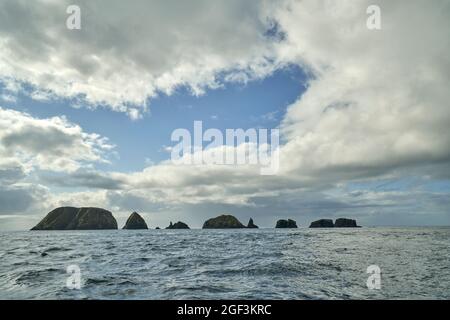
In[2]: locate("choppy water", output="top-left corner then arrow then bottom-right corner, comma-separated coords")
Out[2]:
0,227 -> 449,299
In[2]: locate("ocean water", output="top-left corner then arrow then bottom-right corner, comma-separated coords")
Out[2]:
0,227 -> 449,300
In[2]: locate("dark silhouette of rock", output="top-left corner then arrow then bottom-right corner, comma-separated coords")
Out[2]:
166,221 -> 190,229
309,219 -> 334,228
155,227 -> 160,230
275,219 -> 298,228
247,218 -> 258,228
334,218 -> 358,228
123,212 -> 148,229
202,214 -> 245,229
31,207 -> 117,230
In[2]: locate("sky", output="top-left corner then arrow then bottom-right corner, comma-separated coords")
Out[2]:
0,0 -> 449,230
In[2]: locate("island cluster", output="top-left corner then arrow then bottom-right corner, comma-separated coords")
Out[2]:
31,207 -> 360,230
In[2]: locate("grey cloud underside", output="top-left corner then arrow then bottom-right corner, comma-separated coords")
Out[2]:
40,170 -> 124,190
0,184 -> 47,214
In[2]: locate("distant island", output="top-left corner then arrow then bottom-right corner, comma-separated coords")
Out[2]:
31,207 -> 117,230
30,207 -> 360,230
166,221 -> 190,229
123,212 -> 148,230
309,218 -> 360,228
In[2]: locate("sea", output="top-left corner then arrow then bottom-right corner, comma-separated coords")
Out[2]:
0,227 -> 449,299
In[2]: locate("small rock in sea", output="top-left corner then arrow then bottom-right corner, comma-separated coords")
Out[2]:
41,252 -> 48,257
275,219 -> 298,228
155,227 -> 160,230
309,219 -> 334,228
166,221 -> 190,229
247,218 -> 258,228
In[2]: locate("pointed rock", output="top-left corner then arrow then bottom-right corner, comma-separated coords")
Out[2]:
202,214 -> 245,229
123,212 -> 148,229
247,218 -> 258,228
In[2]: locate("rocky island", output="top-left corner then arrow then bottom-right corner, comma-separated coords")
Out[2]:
309,219 -> 334,228
123,212 -> 148,229
202,214 -> 245,229
31,207 -> 118,230
309,218 -> 359,228
275,219 -> 298,228
334,218 -> 359,227
166,221 -> 190,229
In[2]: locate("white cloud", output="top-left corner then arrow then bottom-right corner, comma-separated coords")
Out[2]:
0,107 -> 115,173
0,0 -> 281,117
97,0 -> 450,211
274,0 -> 450,181
0,93 -> 16,103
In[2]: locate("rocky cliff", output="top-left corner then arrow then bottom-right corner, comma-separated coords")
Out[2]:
275,219 -> 298,228
202,215 -> 245,229
123,212 -> 148,229
309,219 -> 334,228
31,207 -> 118,230
166,221 -> 190,229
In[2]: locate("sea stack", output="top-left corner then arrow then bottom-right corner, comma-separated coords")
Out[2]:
31,207 -> 118,230
123,212 -> 148,229
202,214 -> 245,229
334,218 -> 359,228
275,219 -> 298,228
166,221 -> 190,229
247,218 -> 258,228
309,219 -> 334,228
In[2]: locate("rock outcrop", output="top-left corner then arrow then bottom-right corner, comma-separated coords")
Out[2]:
123,212 -> 148,229
275,219 -> 298,228
309,219 -> 334,228
202,215 -> 245,229
334,218 -> 358,228
247,218 -> 258,228
166,221 -> 190,229
31,207 -> 118,230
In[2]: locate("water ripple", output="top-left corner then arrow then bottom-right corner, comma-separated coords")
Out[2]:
0,228 -> 449,299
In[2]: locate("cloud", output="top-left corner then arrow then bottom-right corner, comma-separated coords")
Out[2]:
0,183 -> 48,215
39,169 -> 124,190
0,0 -> 281,117
0,107 -> 115,172
274,0 -> 450,182
101,0 -> 450,215
0,107 -> 117,219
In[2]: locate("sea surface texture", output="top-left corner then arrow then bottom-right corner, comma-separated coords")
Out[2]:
0,227 -> 449,299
